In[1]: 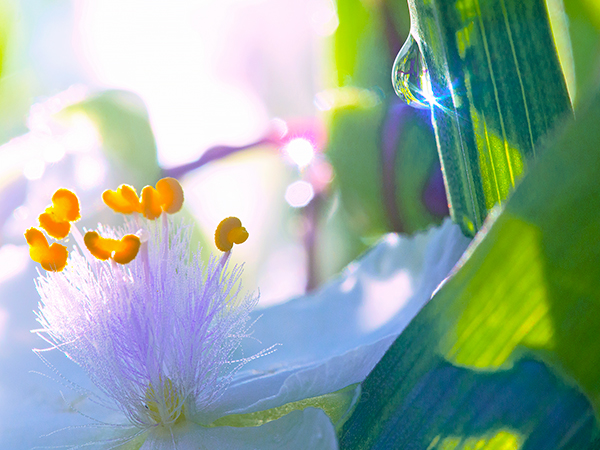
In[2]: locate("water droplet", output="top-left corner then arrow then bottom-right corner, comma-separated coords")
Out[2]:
392,34 -> 431,109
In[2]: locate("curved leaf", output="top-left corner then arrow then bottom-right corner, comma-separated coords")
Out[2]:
405,0 -> 572,234
338,86 -> 600,449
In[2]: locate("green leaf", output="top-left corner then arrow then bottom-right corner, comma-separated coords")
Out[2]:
401,0 -> 572,235
341,358 -> 595,449
209,384 -> 359,429
63,90 -> 161,187
337,90 -> 600,448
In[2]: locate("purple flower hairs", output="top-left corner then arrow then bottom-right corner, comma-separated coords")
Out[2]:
26,178 -> 270,444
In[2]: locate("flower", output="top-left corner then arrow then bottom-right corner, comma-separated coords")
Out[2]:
4,177 -> 471,449
26,178 -> 280,447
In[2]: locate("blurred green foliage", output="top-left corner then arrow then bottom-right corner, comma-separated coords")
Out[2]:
63,90 -> 161,188
0,0 -> 30,144
325,0 -> 445,244
0,0 -> 12,78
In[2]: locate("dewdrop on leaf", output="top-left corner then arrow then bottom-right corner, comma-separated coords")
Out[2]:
29,178 -> 269,446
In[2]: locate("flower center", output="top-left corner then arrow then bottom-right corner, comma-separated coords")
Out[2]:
144,378 -> 185,426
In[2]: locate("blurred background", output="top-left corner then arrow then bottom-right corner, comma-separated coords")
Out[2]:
0,0 -> 597,312
0,0 -> 451,313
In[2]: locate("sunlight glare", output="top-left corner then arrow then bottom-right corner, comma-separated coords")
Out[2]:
283,138 -> 315,169
75,154 -> 107,190
23,159 -> 45,180
74,0 -> 268,167
62,113 -> 102,153
312,0 -> 338,36
421,74 -> 438,108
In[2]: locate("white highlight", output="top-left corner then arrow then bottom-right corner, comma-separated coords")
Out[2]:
27,85 -> 88,133
43,140 -> 66,163
62,113 -> 102,153
311,0 -> 339,36
270,118 -> 288,141
340,274 -> 357,293
283,138 -> 315,169
422,76 -> 436,106
23,159 -> 45,180
285,181 -> 314,208
75,154 -> 107,190
73,1 -> 267,167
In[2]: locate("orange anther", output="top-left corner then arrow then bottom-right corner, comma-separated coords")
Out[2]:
24,227 -> 68,272
112,234 -> 142,264
155,177 -> 184,214
39,212 -> 71,240
38,188 -> 80,239
102,184 -> 142,214
104,178 -> 184,220
84,231 -> 114,260
141,186 -> 163,220
215,217 -> 248,252
84,231 -> 141,264
25,227 -> 48,250
50,189 -> 81,222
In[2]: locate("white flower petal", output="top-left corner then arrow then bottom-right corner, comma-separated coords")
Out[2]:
215,219 -> 470,416
246,219 -> 468,370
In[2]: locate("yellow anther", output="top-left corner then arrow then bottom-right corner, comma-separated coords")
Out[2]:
38,188 -> 80,239
102,184 -> 142,214
141,186 -> 163,220
24,227 -> 68,272
84,231 -> 141,264
215,217 -> 248,252
145,377 -> 185,425
228,226 -> 249,246
155,177 -> 184,214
